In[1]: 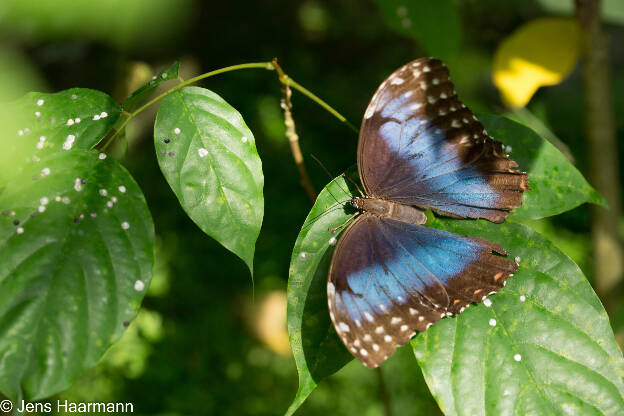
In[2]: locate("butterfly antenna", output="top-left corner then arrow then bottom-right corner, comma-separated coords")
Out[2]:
310,154 -> 352,199
341,172 -> 365,197
301,200 -> 351,230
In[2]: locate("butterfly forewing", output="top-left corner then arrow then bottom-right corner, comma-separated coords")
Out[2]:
357,58 -> 528,223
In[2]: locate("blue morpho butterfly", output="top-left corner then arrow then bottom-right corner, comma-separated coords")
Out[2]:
327,58 -> 529,368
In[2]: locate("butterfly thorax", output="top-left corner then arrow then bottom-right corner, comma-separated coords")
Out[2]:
351,197 -> 427,225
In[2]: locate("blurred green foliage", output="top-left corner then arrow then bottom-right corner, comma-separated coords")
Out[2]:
0,0 -> 623,415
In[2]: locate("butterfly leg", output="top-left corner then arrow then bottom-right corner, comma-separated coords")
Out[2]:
329,212 -> 360,233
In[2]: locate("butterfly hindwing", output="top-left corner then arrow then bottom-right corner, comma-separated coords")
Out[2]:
328,215 -> 517,368
357,58 -> 529,223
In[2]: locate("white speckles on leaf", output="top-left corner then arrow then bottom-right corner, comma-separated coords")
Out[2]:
514,354 -> 522,362
66,119 -> 74,126
99,189 -> 108,196
483,298 -> 492,307
300,252 -> 307,259
121,221 -> 130,230
41,167 -> 51,176
98,153 -> 107,160
93,114 -> 101,121
198,148 -> 209,158
118,185 -> 126,193
241,136 -> 248,143
329,237 -> 337,246
36,99 -> 44,106
489,318 -> 497,327
520,295 -> 526,302
73,178 -> 83,192
63,135 -> 76,150
174,127 -> 181,135
16,227 -> 24,234
134,280 -> 145,291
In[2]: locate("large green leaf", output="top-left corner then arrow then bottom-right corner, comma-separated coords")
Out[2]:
286,111 -> 612,414
154,86 -> 264,272
480,115 -> 606,219
5,89 -> 120,160
372,0 -> 461,62
123,61 -> 179,112
412,218 -> 624,416
286,173 -> 356,416
0,149 -> 154,401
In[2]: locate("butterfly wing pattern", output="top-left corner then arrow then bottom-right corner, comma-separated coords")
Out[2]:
328,216 -> 516,367
357,58 -> 528,223
328,58 -> 528,368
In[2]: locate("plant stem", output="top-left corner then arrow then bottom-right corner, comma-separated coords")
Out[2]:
376,367 -> 393,416
101,60 -> 358,152
282,77 -> 359,134
576,0 -> 623,301
101,62 -> 273,151
272,59 -> 317,203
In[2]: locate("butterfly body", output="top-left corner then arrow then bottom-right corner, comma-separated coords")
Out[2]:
327,57 -> 529,368
350,197 -> 427,225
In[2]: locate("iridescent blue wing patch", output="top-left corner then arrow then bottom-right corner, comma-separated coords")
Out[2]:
328,215 -> 516,368
357,58 -> 529,223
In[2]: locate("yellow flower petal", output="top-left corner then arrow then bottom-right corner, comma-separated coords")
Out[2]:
493,17 -> 581,107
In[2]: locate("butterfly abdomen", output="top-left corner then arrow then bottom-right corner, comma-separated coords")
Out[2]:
353,197 -> 426,225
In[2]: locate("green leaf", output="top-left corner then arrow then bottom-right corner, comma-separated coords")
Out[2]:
154,86 -> 263,272
372,0 -> 461,61
480,114 -> 606,219
412,218 -> 624,416
0,149 -> 154,401
2,89 -> 121,175
123,61 -> 180,112
286,112 -> 612,413
286,172 -> 356,416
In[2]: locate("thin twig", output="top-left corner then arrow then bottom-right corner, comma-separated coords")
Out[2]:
376,367 -> 393,416
576,0 -> 623,302
273,58 -> 317,203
